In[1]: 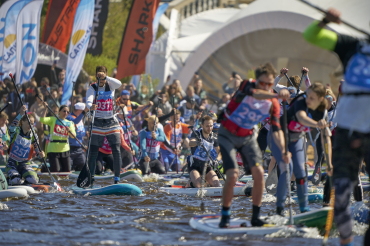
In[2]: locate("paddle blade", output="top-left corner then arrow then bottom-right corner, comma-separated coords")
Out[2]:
311,159 -> 322,186
77,164 -> 91,188
265,164 -> 278,194
53,182 -> 63,192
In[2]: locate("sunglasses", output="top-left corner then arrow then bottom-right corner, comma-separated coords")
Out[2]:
62,110 -> 69,113
258,80 -> 273,87
121,98 -> 129,101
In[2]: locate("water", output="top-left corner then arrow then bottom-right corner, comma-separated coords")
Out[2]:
0,177 -> 368,246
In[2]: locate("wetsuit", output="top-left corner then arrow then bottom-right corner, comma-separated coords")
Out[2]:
6,114 -> 40,185
304,21 -> 370,244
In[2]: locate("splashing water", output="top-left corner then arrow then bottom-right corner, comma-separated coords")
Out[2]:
142,173 -> 160,182
0,202 -> 9,210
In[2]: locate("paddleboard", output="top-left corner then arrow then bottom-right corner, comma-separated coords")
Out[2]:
292,193 -> 323,203
69,170 -> 143,182
159,186 -> 246,198
0,188 -> 28,199
71,183 -> 142,196
37,172 -> 72,177
289,207 -> 331,227
189,214 -> 307,235
7,185 -> 37,195
31,184 -> 53,192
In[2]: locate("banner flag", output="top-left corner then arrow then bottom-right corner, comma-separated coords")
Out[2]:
0,0 -> 18,78
61,0 -> 94,105
2,0 -> 32,76
15,0 -> 44,85
41,0 -> 80,53
86,0 -> 109,56
116,0 -> 160,79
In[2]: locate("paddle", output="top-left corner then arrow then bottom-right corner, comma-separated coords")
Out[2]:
299,0 -> 370,37
145,97 -> 162,172
69,81 -> 76,114
77,77 -> 101,188
9,73 -> 62,191
297,71 -> 305,94
188,126 -> 225,181
120,105 -> 139,170
312,112 -> 328,186
284,73 -> 295,88
0,102 -> 11,114
282,100 -> 293,225
35,94 -> 87,150
43,84 -> 59,107
172,95 -> 179,174
321,110 -> 334,246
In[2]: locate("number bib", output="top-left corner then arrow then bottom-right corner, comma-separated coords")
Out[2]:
101,137 -> 112,152
288,120 -> 310,133
9,134 -> 32,162
227,96 -> 271,130
193,139 -> 217,161
146,131 -> 160,154
236,152 -> 243,166
345,52 -> 370,89
96,90 -> 113,113
182,106 -> 192,122
121,122 -> 132,145
53,121 -> 69,138
75,121 -> 85,139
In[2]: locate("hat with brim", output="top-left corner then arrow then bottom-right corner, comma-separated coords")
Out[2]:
145,115 -> 158,123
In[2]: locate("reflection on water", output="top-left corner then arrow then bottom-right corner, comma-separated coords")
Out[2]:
0,177 -> 368,246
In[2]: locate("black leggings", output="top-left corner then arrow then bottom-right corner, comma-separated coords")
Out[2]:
138,159 -> 166,175
121,147 -> 134,169
89,144 -> 122,178
96,152 -> 114,175
48,151 -> 71,172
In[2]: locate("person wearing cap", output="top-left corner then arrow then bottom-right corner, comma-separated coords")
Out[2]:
116,89 -> 153,119
66,102 -> 88,171
138,115 -> 174,175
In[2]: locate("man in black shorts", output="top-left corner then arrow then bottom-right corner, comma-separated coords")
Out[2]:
187,115 -> 220,188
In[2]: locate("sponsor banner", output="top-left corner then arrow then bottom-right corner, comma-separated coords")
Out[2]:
116,0 -> 160,79
61,0 -> 94,105
86,0 -> 109,56
2,0 -> 32,76
0,0 -> 18,79
41,0 -> 80,53
15,0 -> 44,85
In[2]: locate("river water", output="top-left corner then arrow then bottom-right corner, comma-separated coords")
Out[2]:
0,175 -> 367,246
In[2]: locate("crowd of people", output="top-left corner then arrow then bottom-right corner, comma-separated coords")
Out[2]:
0,7 -> 368,246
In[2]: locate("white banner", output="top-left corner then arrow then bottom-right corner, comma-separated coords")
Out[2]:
2,0 -> 32,76
15,0 -> 44,85
0,0 -> 19,78
61,0 -> 94,105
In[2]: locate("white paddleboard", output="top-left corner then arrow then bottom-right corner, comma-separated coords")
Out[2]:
159,186 -> 246,197
0,188 -> 28,199
7,185 -> 37,195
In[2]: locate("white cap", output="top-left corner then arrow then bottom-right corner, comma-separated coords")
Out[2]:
74,102 -> 85,110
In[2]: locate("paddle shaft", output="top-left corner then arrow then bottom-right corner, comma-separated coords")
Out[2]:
120,106 -> 138,169
282,100 -> 293,225
36,94 -> 86,150
297,72 -> 305,94
0,102 -> 11,114
189,127 -> 226,181
69,82 -> 76,114
172,96 -> 178,174
300,0 -> 370,37
284,73 -> 295,88
131,104 -> 150,119
8,74 -> 60,188
44,85 -> 59,108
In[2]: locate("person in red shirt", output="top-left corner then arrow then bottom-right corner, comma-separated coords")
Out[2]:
218,63 -> 291,228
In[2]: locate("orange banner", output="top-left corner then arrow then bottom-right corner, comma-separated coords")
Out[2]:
41,0 -> 80,53
116,0 -> 160,79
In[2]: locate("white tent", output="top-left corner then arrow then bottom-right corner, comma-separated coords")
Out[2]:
148,0 -> 370,97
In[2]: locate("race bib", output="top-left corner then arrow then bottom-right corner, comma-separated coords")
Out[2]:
97,90 -> 113,112
170,124 -> 182,147
9,134 -> 31,162
146,132 -> 160,154
236,152 -> 243,166
228,96 -> 271,130
288,120 -> 310,133
101,137 -> 111,152
345,53 -> 370,89
193,139 -> 217,161
53,121 -> 69,138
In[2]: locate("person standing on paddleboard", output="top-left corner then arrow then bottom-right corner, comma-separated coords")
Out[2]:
304,8 -> 370,246
86,66 -> 123,184
6,105 -> 44,185
66,102 -> 88,171
187,115 -> 221,188
218,63 -> 291,227
138,115 -> 173,175
270,82 -> 330,215
40,105 -> 76,172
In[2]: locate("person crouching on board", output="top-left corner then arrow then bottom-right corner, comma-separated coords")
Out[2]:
186,115 -> 221,188
6,105 -> 45,185
86,66 -> 123,185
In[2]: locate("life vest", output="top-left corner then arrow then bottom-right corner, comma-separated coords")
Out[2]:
344,43 -> 370,91
190,129 -> 217,165
69,114 -> 85,146
143,128 -> 161,155
181,104 -> 193,123
8,128 -> 35,162
288,94 -> 312,133
50,119 -> 71,141
91,82 -> 114,118
165,122 -> 182,152
221,80 -> 272,136
115,97 -> 132,118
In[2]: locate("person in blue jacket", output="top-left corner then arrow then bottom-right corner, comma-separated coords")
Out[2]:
66,102 -> 87,171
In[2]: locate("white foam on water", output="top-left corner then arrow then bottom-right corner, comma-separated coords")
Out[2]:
266,227 -> 321,239
0,202 -> 9,210
99,240 -> 120,245
352,220 -> 368,236
143,173 -> 160,182
262,194 -> 276,203
265,215 -> 288,226
195,189 -> 206,198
